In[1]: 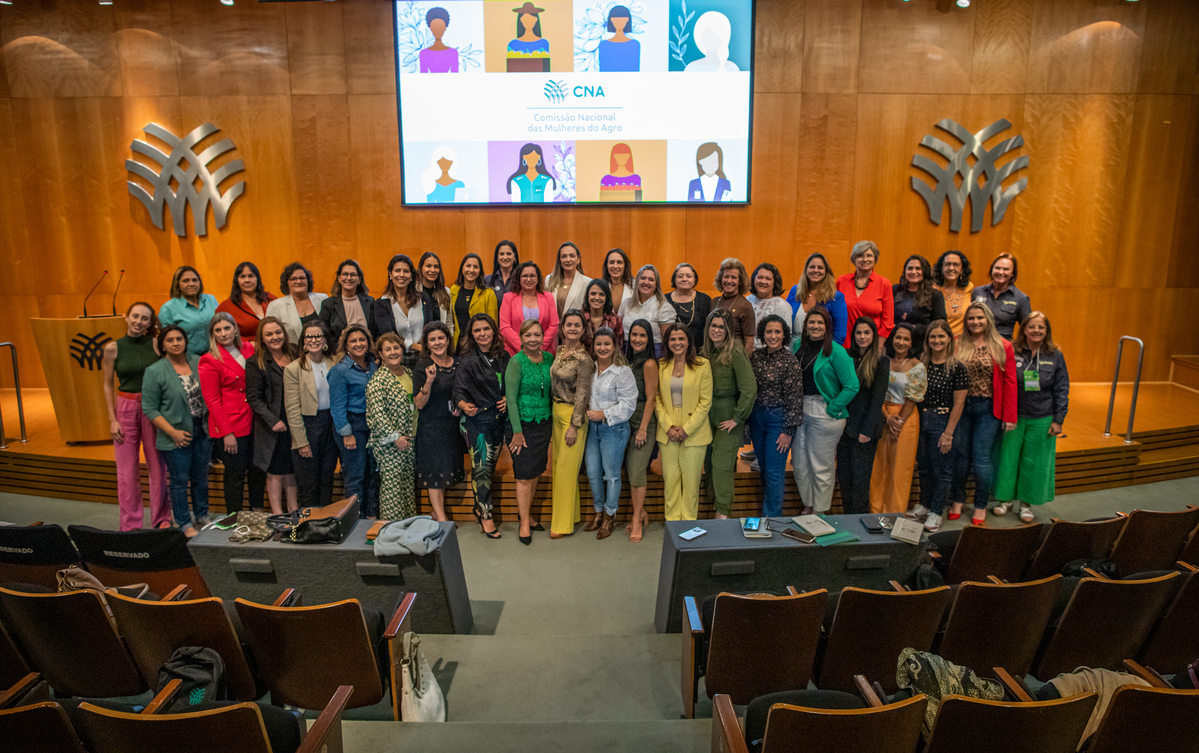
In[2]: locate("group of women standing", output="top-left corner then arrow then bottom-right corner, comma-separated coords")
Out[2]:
103,241 -> 1068,538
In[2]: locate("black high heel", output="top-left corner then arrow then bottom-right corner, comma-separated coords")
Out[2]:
519,526 -> 532,546
473,509 -> 501,539
530,522 -> 545,532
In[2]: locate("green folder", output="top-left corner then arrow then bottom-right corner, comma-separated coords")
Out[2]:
815,531 -> 861,547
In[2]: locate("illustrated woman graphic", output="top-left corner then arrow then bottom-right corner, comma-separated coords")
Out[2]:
421,146 -> 465,203
600,143 -> 642,202
598,5 -> 640,72
506,143 -> 560,203
507,2 -> 550,71
684,11 -> 740,73
420,7 -> 459,73
687,142 -> 732,202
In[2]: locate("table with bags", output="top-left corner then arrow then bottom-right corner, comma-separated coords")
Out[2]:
188,514 -> 474,634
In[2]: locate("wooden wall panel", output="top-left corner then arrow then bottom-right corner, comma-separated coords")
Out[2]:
519,207 -> 631,274
1168,95 -> 1199,288
1101,288 -> 1199,382
1034,287 -> 1114,382
858,0 -> 975,95
342,0 -> 396,95
850,94 -> 1025,283
801,0 -> 860,94
754,0 -> 804,94
1010,95 -> 1135,291
286,3 -> 348,96
291,95 -> 359,274
1137,0 -> 1199,95
1114,95 -> 1193,289
0,295 -> 46,394
0,22 -> 9,99
113,0 -> 181,97
1026,0 -> 1147,94
0,0 -> 122,98
970,0 -> 1033,94
684,94 -> 802,283
793,93 -> 857,265
463,210 -> 523,271
631,207 -> 688,278
0,98 -> 31,297
169,0 -> 290,96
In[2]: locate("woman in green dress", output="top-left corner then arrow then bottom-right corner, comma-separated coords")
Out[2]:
700,308 -> 757,518
367,333 -> 416,520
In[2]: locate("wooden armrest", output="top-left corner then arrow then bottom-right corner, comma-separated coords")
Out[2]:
854,675 -> 884,707
993,667 -> 1034,702
162,585 -> 191,602
143,679 -> 183,714
273,589 -> 301,607
383,593 -> 417,640
29,521 -> 44,527
297,685 -> 353,753
711,694 -> 749,753
987,576 -> 1005,585
1177,561 -> 1198,573
0,673 -> 41,710
889,580 -> 910,593
927,550 -> 942,561
1122,660 -> 1169,688
1082,567 -> 1109,580
785,586 -> 800,596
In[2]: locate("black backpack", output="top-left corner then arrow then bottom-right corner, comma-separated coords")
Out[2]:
156,646 -> 228,711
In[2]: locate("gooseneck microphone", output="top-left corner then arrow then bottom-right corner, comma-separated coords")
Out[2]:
82,270 -> 108,319
111,269 -> 125,316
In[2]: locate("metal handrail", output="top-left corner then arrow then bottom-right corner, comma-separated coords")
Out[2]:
1103,336 -> 1144,445
0,343 -> 27,450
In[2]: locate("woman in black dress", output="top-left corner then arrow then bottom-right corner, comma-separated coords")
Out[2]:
413,321 -> 465,520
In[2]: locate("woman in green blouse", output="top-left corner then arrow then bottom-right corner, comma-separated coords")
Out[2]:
366,333 -> 416,520
505,319 -> 553,545
701,309 -> 757,518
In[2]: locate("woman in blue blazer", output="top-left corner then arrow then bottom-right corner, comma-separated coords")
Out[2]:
142,325 -> 210,536
785,252 -> 848,346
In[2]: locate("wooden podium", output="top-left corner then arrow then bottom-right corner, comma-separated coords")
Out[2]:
30,317 -> 125,443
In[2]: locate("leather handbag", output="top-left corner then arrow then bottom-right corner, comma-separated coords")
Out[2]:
277,497 -> 360,545
56,565 -> 149,600
399,632 -> 446,722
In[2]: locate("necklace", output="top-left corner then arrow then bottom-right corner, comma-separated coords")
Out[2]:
800,345 -> 821,371
673,296 -> 696,325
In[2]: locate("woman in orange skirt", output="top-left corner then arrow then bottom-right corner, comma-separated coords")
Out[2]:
870,324 -> 927,513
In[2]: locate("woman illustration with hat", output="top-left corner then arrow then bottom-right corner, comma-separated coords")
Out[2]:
507,2 -> 550,69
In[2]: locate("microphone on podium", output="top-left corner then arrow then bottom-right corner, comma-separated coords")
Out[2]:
111,269 -> 125,316
82,270 -> 108,319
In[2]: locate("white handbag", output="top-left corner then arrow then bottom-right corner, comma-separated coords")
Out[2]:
399,632 -> 446,722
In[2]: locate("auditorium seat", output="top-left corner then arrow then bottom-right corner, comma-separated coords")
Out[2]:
682,588 -> 827,719
67,525 -> 211,598
1179,524 -> 1199,567
234,590 -> 416,721
927,522 -> 1043,584
1023,517 -> 1127,581
1107,506 -> 1199,576
0,700 -> 87,753
0,586 -> 147,698
936,575 -> 1062,678
711,688 -> 927,753
1136,562 -> 1199,672
76,681 -> 352,753
923,691 -> 1098,753
816,584 -> 950,694
0,620 -> 32,689
0,523 -> 80,590
1032,571 -> 1181,681
0,672 -> 48,710
106,590 -> 260,701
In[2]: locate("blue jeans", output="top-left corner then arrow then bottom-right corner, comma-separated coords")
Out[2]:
586,420 -> 631,515
163,422 -> 211,527
748,404 -> 789,517
952,396 -> 1002,509
917,410 -> 957,515
336,411 -> 379,518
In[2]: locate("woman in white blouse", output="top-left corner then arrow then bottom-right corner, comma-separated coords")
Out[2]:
265,262 -> 328,342
619,264 -> 677,354
545,241 -> 592,320
747,263 -> 793,350
374,254 -> 427,369
582,327 -> 638,540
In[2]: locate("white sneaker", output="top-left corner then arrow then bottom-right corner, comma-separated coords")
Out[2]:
992,502 -> 1013,517
924,513 -> 942,532
1019,503 -> 1035,523
906,504 -> 930,520
740,450 -> 756,462
749,459 -> 760,472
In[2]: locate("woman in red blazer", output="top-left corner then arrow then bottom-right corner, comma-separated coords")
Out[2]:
199,312 -> 264,513
836,241 -> 894,348
499,261 -> 559,355
949,303 -> 1017,525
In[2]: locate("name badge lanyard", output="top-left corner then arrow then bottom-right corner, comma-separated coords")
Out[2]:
1023,351 -> 1041,392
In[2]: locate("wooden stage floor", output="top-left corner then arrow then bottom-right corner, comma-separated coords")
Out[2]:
2,383 -> 1198,523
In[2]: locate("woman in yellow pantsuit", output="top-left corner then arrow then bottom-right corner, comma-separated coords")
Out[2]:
549,310 -> 593,537
655,324 -> 713,521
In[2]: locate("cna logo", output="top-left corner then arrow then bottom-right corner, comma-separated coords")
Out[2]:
544,80 -> 568,104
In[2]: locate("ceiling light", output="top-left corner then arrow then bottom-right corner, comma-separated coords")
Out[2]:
221,0 -> 234,5
956,0 -> 970,6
